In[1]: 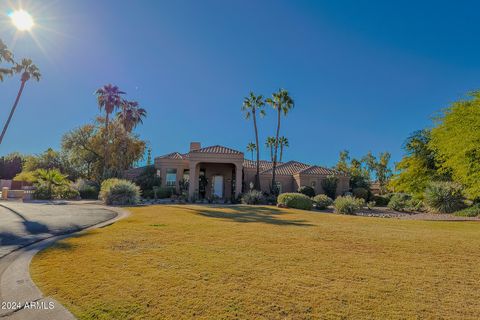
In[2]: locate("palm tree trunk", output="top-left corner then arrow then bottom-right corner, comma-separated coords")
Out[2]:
253,110 -> 261,190
270,146 -> 273,162
103,114 -> 109,177
0,80 -> 26,145
280,145 -> 283,162
272,108 -> 281,194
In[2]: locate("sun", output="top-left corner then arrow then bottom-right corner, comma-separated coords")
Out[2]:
9,10 -> 34,31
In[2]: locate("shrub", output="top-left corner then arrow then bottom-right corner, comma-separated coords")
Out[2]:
321,175 -> 338,199
33,185 -> 53,200
154,186 -> 174,199
55,184 -> 80,200
100,178 -> 140,205
388,193 -> 412,212
454,204 -> 480,217
135,166 -> 161,193
74,179 -> 99,200
313,194 -> 333,209
373,195 -> 390,206
241,190 -> 265,205
277,193 -> 313,210
333,195 -> 364,215
367,201 -> 376,210
424,181 -> 465,213
298,186 -> 315,198
352,187 -> 369,201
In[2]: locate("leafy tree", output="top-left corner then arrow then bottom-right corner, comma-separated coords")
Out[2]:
242,92 -> 266,190
266,88 -> 294,194
265,137 -> 276,161
0,58 -> 41,145
336,150 -> 350,174
362,151 -> 392,194
389,130 -> 443,198
278,136 -> 289,162
430,92 -> 480,200
35,168 -> 68,197
135,166 -> 161,194
321,175 -> 339,199
0,152 -> 23,179
22,148 -> 80,180
246,142 -> 256,161
335,150 -> 370,191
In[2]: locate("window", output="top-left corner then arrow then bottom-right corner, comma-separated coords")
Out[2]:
166,169 -> 177,187
275,181 -> 282,194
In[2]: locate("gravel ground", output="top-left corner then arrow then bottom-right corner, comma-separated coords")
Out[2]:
318,206 -> 480,221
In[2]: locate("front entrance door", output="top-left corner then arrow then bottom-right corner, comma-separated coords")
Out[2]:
212,175 -> 224,198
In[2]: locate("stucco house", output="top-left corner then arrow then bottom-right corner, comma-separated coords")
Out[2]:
139,142 -> 349,201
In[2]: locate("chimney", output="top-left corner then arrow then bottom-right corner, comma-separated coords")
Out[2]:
190,142 -> 201,152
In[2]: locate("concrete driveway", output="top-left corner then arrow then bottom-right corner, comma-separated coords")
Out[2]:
0,201 -> 117,258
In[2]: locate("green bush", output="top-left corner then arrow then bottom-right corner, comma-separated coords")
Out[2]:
367,201 -> 376,210
55,184 -> 80,200
313,194 -> 333,209
100,178 -> 140,205
241,190 -> 265,205
74,179 -> 99,200
154,186 -> 174,199
333,195 -> 364,215
298,186 -> 315,198
352,187 -> 369,201
373,195 -> 390,206
424,181 -> 465,213
277,193 -> 313,210
454,204 -> 480,217
388,193 -> 412,212
33,185 -> 53,200
135,166 -> 161,193
321,175 -> 338,199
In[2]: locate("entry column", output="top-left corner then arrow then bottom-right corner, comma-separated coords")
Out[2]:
235,164 -> 243,199
188,162 -> 197,201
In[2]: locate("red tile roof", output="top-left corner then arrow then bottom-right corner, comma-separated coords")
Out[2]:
298,165 -> 341,176
158,152 -> 186,160
243,159 -> 282,171
260,161 -> 310,175
191,145 -> 243,155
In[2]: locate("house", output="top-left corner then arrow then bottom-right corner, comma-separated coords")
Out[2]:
139,142 -> 349,201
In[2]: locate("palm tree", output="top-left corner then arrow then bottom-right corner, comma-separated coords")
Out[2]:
95,84 -> 125,174
246,142 -> 257,161
35,168 -> 68,198
265,136 -> 276,162
117,99 -> 147,169
0,59 -> 41,145
118,100 -> 147,133
0,39 -> 14,82
266,89 -> 294,195
241,92 -> 266,190
278,136 -> 289,162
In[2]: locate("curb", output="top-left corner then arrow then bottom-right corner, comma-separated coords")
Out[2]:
0,206 -> 130,319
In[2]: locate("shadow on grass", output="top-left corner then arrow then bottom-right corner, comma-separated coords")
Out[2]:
183,205 -> 314,227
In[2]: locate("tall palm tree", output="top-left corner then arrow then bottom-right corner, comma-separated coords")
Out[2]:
0,39 -> 14,82
278,136 -> 289,162
118,100 -> 147,132
266,89 -> 294,195
117,99 -> 147,169
265,136 -> 276,162
241,92 -> 265,190
246,142 -> 256,161
0,59 -> 41,145
95,84 -> 125,174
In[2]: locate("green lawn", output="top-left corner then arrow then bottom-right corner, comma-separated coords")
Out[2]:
31,205 -> 480,319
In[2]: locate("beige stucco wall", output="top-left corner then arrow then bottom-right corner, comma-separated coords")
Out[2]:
295,174 -> 350,196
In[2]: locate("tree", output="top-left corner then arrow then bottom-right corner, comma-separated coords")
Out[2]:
336,150 -> 350,174
389,130 -> 442,198
95,84 -> 125,174
22,148 -> 80,180
0,39 -> 14,81
266,89 -> 294,194
362,151 -> 392,194
0,58 -> 41,145
335,150 -> 370,191
246,142 -> 257,161
35,168 -> 68,196
265,137 -> 276,161
430,92 -> 480,200
241,92 -> 266,190
117,99 -> 147,169
278,136 -> 289,162
0,152 -> 23,179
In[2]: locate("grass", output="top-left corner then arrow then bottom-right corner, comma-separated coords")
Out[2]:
31,205 -> 480,319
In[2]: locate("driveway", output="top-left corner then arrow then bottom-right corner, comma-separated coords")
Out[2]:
0,201 -> 116,258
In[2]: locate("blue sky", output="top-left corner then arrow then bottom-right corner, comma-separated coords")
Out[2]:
0,0 -> 478,167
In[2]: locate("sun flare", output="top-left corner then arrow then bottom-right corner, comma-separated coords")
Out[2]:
9,10 -> 34,31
